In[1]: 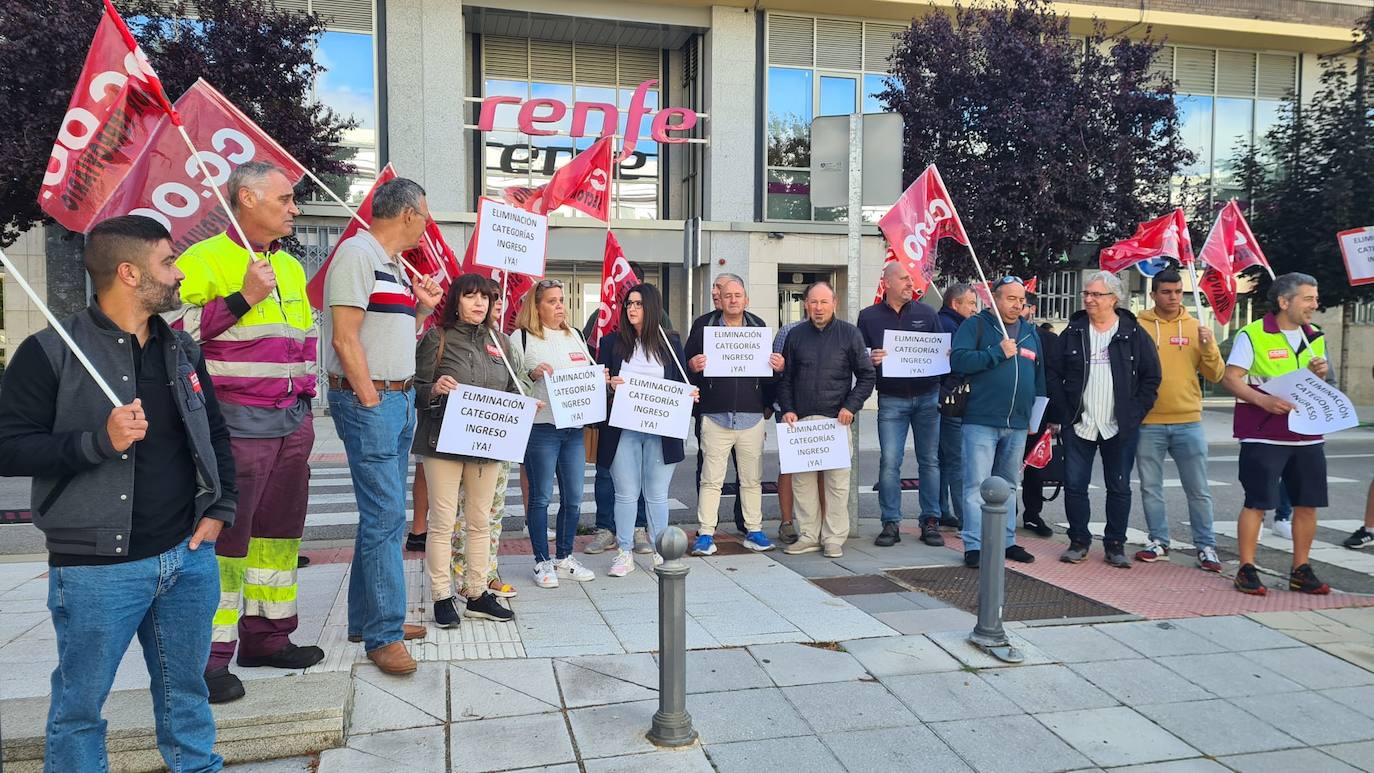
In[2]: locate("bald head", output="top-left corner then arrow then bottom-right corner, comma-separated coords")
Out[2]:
881,262 -> 916,306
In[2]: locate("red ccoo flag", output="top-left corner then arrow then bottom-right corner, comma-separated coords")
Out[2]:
1023,430 -> 1054,471
878,164 -> 970,295
1024,277 -> 1038,294
872,246 -> 929,305
1195,201 -> 1271,325
1099,208 -> 1194,273
592,231 -> 640,349
501,136 -> 613,221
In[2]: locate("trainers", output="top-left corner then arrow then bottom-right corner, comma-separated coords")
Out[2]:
742,531 -> 775,552
653,552 -> 665,567
547,528 -> 557,541
691,534 -> 718,556
783,541 -> 821,555
822,543 -> 843,558
919,518 -> 945,547
434,596 -> 462,628
464,591 -> 514,622
938,513 -> 961,529
1273,518 -> 1292,540
609,549 -> 635,577
1005,545 -> 1035,563
875,522 -> 902,547
205,666 -> 245,704
1343,527 -> 1374,550
1022,514 -> 1054,538
1196,546 -> 1223,573
1104,544 -> 1131,569
633,528 -> 654,554
1289,563 -> 1331,595
963,549 -> 980,568
554,556 -> 596,582
1134,539 -> 1170,563
237,642 -> 324,669
405,531 -> 427,552
584,528 -> 617,554
1060,542 -> 1090,563
1234,563 -> 1267,595
777,520 -> 799,544
534,560 -> 559,588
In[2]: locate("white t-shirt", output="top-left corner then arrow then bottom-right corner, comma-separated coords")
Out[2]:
1226,327 -> 1321,445
621,343 -> 662,380
1074,320 -> 1120,441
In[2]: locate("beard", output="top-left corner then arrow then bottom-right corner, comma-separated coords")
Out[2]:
137,273 -> 182,314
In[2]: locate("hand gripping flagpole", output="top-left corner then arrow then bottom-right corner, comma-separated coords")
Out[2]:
930,165 -> 1008,339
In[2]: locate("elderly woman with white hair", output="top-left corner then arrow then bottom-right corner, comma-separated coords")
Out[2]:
1046,270 -> 1162,568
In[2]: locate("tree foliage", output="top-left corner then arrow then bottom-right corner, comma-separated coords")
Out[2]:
877,0 -> 1192,281
0,0 -> 356,246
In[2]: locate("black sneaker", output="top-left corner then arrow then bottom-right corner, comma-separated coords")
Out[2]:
1060,541 -> 1091,563
876,522 -> 902,547
434,597 -> 462,628
297,555 -> 311,569
463,592 -> 514,622
1104,543 -> 1131,569
938,514 -> 961,529
919,518 -> 945,547
1234,563 -> 1267,595
963,550 -> 980,568
1343,527 -> 1374,550
205,666 -> 245,704
1005,544 -> 1035,563
1289,564 -> 1331,595
1022,514 -> 1054,538
237,643 -> 325,669
405,532 -> 427,552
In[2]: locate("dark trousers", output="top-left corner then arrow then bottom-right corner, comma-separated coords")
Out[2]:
1063,428 -> 1138,547
1022,462 -> 1047,520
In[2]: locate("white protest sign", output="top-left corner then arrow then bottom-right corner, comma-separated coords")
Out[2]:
881,330 -> 951,378
435,384 -> 539,462
1029,396 -> 1049,434
704,326 -> 774,377
1260,368 -> 1360,436
473,197 -> 549,277
1338,227 -> 1374,287
609,374 -> 694,439
777,418 -> 851,474
545,365 -> 607,429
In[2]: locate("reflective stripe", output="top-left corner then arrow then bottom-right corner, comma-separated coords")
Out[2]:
218,555 -> 247,593
244,566 -> 297,589
247,537 -> 302,572
214,322 -> 312,343
211,623 -> 239,643
243,597 -> 296,619
243,583 -> 297,604
167,305 -> 202,340
207,360 -> 315,379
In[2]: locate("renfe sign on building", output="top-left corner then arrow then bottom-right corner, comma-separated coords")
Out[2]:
475,79 -> 701,162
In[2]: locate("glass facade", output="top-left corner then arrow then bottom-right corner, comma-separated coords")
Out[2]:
312,30 -> 378,204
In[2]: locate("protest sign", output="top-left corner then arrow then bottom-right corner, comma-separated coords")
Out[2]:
609,374 -> 694,439
704,326 -> 774,377
473,197 -> 548,277
778,418 -> 851,474
435,384 -> 538,462
1260,369 -> 1359,436
1030,396 -> 1049,434
1338,227 -> 1374,287
545,366 -> 607,429
880,331 -> 951,378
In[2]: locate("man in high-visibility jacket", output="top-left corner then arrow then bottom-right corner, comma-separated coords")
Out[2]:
168,161 -> 322,703
1221,272 -> 1332,597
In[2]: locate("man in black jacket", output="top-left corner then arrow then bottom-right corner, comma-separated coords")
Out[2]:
778,281 -> 876,558
0,216 -> 238,772
1047,271 -> 1161,568
1020,292 -> 1059,538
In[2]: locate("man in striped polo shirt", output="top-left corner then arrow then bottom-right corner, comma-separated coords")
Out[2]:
170,162 -> 322,703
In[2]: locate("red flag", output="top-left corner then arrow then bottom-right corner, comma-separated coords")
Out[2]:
591,231 -> 639,349
878,164 -> 970,292
972,281 -> 994,308
38,0 -> 180,232
872,246 -> 929,305
501,137 -> 613,221
1024,277 -> 1038,294
456,231 -> 533,335
1195,202 -> 1270,326
1098,208 -> 1194,273
1023,430 -> 1054,470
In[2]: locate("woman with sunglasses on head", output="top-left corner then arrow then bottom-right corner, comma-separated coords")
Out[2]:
415,273 -> 521,628
597,284 -> 698,577
511,279 -> 601,588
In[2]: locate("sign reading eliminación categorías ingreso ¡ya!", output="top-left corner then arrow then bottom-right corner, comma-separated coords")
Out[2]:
704,326 -> 774,377
880,330 -> 951,378
435,384 -> 539,462
777,418 -> 851,474
609,374 -> 694,439
1259,369 -> 1360,436
473,197 -> 549,277
544,365 -> 607,429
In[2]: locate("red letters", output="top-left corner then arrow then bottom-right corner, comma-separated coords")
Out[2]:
477,80 -> 701,154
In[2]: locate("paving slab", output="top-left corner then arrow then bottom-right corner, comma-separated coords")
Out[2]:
840,634 -> 963,677
450,660 -> 561,721
819,725 -> 973,773
781,680 -> 918,733
1135,699 -> 1304,756
1232,691 -> 1374,746
924,628 -> 1055,669
450,711 -> 576,772
1095,620 -> 1226,658
563,700 -> 662,760
746,642 -> 869,686
1247,646 -> 1374,690
1067,658 -> 1216,706
979,664 -> 1120,714
1171,615 -> 1305,652
1155,652 -> 1304,697
882,671 -> 1025,722
554,655 -> 659,708
843,593 -> 925,614
686,687 -> 812,745
349,662 -> 448,734
677,647 -> 772,691
704,734 -> 846,773
317,726 -> 446,773
1322,685 -> 1374,720
1035,706 -> 1199,767
1012,624 -> 1141,663
581,747 -> 716,773
1322,740 -> 1374,772
1216,747 -> 1363,773
929,713 -> 1092,773
871,607 -> 978,635
1104,761 -> 1233,772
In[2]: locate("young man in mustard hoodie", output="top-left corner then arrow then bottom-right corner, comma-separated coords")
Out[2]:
1133,270 -> 1226,572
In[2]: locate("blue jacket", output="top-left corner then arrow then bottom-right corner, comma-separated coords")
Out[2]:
937,306 -> 966,337
950,309 -> 1046,430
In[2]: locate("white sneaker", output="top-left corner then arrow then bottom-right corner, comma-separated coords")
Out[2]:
653,552 -> 664,567
608,550 -> 635,577
533,560 -> 559,588
1273,519 -> 1292,540
633,528 -> 654,554
584,528 -> 616,554
546,529 -> 557,541
554,556 -> 595,582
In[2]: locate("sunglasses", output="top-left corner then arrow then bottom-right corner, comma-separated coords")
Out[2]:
537,279 -> 563,289
994,276 -> 1024,288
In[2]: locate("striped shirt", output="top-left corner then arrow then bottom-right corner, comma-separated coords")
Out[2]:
1074,319 -> 1119,441
322,231 -> 418,381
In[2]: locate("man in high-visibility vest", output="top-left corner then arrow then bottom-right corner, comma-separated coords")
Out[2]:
168,161 -> 322,702
1220,272 -> 1331,596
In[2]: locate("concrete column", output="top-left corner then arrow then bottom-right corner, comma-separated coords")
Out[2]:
703,5 -> 757,285
44,224 -> 87,320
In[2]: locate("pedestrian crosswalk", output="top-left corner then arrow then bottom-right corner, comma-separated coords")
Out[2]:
1213,519 -> 1374,575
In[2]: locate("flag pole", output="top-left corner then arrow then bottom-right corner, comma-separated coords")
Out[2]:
489,328 -> 527,397
1185,260 -> 1207,322
930,165 -> 1007,338
0,248 -> 121,407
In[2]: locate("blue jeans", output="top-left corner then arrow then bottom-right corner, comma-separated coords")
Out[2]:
525,423 -> 585,562
1136,422 -> 1215,548
594,463 -> 646,532
329,388 -> 415,653
46,538 -> 221,773
938,415 -> 964,523
1064,427 -> 1138,547
960,424 -> 1026,551
609,430 -> 677,552
877,391 -> 942,523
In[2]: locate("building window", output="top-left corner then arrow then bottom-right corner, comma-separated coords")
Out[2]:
312,29 -> 378,205
764,15 -> 904,223
1037,270 -> 1083,321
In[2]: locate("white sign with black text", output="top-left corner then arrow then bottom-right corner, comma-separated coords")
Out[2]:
704,326 -> 774,377
1260,369 -> 1360,436
473,197 -> 549,277
777,418 -> 851,474
881,330 -> 952,378
435,384 -> 539,462
609,374 -> 694,439
545,366 -> 607,428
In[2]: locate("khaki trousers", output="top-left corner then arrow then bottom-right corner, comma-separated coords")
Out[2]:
696,418 -> 766,534
791,414 -> 852,547
422,456 -> 502,601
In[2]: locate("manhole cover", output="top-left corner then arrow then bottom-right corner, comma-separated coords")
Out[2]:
884,566 -> 1126,622
811,574 -> 908,596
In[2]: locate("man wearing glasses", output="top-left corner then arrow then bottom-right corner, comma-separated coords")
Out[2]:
1048,271 -> 1161,568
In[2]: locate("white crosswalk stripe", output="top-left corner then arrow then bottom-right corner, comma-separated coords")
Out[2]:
1213,521 -> 1374,575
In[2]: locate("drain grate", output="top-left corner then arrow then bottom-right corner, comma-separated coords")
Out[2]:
884,566 -> 1126,622
811,574 -> 909,596
711,541 -> 753,556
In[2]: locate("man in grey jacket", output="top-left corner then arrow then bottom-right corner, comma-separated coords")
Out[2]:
0,215 -> 238,772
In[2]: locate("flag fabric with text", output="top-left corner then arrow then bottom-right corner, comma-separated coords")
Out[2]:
500,137 -> 613,221
872,246 -> 928,305
1196,201 -> 1271,326
591,231 -> 639,349
1024,430 -> 1054,470
1098,208 -> 1194,273
878,164 -> 970,292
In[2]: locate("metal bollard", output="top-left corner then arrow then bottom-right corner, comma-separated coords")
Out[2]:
647,526 -> 697,747
968,476 -> 1025,663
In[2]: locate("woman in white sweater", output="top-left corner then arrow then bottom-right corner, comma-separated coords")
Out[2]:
511,280 -> 600,588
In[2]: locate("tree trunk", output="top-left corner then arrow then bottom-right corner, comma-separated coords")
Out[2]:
43,222 -> 87,320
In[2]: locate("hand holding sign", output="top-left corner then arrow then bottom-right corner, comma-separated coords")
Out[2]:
1258,369 -> 1358,435
703,327 -> 773,377
609,374 -> 694,439
544,365 -> 607,429
435,384 -> 538,462
473,197 -> 549,277
778,418 -> 850,474
880,331 -> 952,378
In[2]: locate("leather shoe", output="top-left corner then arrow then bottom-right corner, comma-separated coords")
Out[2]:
349,624 -> 426,644
366,642 -> 417,675
875,522 -> 902,547
205,666 -> 245,704
238,643 -> 325,669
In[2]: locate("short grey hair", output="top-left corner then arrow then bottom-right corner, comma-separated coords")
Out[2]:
942,282 -> 975,308
1083,271 -> 1124,304
713,272 -> 746,292
227,161 -> 286,213
372,178 -> 426,220
1269,272 -> 1317,307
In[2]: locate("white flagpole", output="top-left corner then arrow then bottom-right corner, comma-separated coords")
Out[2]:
658,325 -> 689,381
488,327 -> 528,397
0,248 -> 121,407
